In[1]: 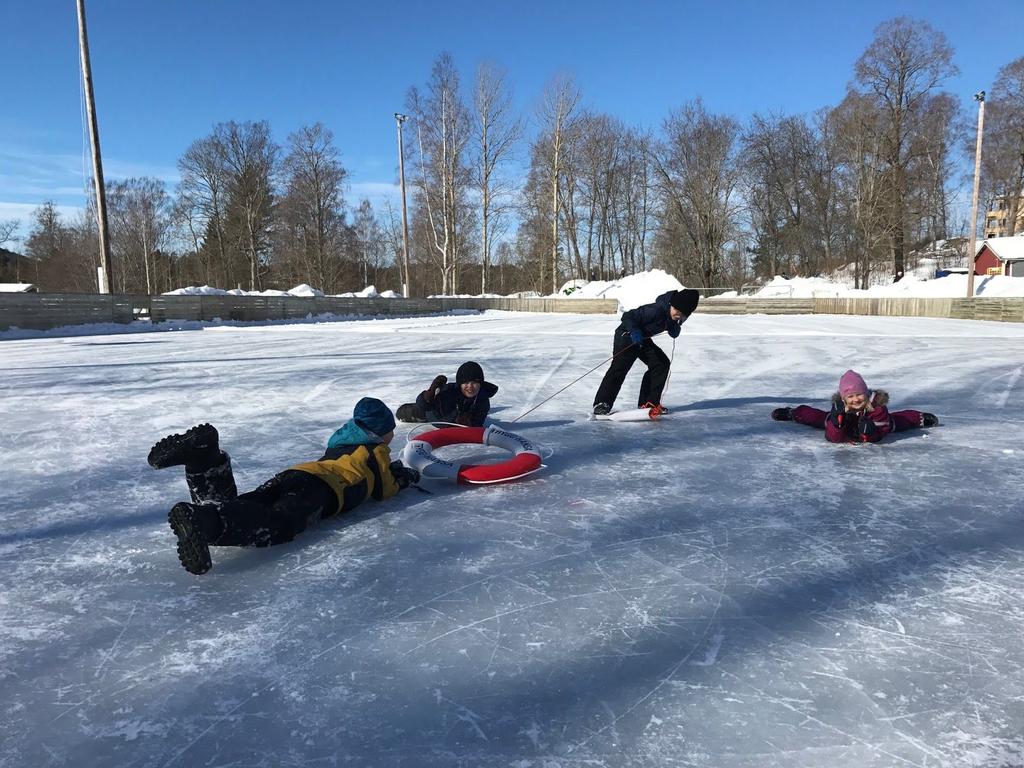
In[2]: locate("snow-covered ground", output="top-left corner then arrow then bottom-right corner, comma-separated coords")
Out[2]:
3,311 -> 1024,767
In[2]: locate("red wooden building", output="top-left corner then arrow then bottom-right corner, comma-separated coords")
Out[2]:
974,237 -> 1024,276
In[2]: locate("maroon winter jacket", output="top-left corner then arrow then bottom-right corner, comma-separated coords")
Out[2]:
792,402 -> 923,444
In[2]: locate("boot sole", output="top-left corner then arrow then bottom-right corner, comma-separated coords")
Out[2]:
148,423 -> 218,469
168,504 -> 212,575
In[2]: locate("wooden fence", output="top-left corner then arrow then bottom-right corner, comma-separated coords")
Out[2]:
701,296 -> 1024,323
4,293 -> 1024,333
0,293 -> 619,332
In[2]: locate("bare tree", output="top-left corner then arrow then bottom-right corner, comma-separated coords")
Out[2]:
618,128 -> 655,275
218,120 -> 278,291
831,92 -> 899,288
279,123 -> 348,292
852,16 -> 958,280
177,134 -> 230,286
651,99 -> 742,289
106,177 -> 170,293
982,57 -> 1024,236
538,74 -> 581,293
516,141 -> 556,293
23,201 -> 96,290
352,199 -> 388,289
0,220 -> 18,248
473,61 -> 521,294
408,53 -> 472,294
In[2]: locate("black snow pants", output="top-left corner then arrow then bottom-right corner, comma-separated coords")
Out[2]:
185,452 -> 338,548
593,326 -> 671,409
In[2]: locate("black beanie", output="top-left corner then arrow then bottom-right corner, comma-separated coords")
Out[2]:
670,289 -> 700,315
456,361 -> 485,385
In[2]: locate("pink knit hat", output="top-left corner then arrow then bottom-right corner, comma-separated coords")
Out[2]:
838,369 -> 868,397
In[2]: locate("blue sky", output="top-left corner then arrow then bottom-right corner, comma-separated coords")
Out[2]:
1,0 -> 1019,242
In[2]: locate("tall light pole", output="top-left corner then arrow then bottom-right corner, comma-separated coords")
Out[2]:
76,0 -> 114,294
394,113 -> 411,297
967,91 -> 986,298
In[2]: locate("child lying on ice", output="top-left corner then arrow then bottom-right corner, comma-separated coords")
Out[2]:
149,398 -> 419,575
395,361 -> 498,427
771,369 -> 939,444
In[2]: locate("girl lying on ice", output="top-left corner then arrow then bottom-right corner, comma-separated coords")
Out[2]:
771,369 -> 939,444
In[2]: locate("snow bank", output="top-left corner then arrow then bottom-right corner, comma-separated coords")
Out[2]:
715,273 -> 1024,299
163,284 -> 402,299
555,269 -> 685,311
332,285 -> 399,299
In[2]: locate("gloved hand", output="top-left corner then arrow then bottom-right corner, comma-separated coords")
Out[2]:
628,329 -> 644,346
389,461 -> 421,489
858,412 -> 878,440
827,399 -> 847,430
422,375 -> 447,405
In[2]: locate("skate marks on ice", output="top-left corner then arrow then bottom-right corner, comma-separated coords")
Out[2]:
4,316 -> 1024,766
987,365 -> 1022,409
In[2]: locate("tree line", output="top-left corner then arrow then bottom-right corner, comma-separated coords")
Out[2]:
4,17 -> 1023,295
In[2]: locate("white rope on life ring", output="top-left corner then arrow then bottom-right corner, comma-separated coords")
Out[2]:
401,424 -> 543,485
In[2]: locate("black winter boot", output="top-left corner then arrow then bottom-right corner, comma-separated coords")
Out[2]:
921,412 -> 939,427
771,407 -> 793,421
167,502 -> 223,575
593,402 -> 611,416
186,452 -> 238,505
396,403 -> 426,423
148,424 -> 220,469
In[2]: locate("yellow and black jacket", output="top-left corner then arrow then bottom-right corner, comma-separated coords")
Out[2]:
291,442 -> 400,516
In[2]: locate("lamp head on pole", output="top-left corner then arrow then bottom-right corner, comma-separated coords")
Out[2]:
974,91 -> 985,102
394,112 -> 408,123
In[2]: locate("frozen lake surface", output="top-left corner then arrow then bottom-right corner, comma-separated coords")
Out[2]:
2,310 -> 1024,767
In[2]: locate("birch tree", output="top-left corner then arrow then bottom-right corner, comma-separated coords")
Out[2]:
538,74 -> 581,293
106,177 -> 170,293
473,61 -> 521,294
408,53 -> 472,294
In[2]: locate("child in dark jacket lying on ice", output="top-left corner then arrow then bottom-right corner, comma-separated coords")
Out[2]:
771,369 -> 939,444
395,361 -> 499,427
149,397 -> 420,575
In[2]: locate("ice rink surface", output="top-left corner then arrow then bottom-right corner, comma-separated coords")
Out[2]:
2,311 -> 1023,767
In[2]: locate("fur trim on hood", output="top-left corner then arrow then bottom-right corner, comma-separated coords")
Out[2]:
832,389 -> 890,412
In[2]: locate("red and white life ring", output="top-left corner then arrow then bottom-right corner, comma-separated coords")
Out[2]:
402,425 -> 543,485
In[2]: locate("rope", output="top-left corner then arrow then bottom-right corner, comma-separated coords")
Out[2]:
662,337 -> 677,401
510,341 -> 637,423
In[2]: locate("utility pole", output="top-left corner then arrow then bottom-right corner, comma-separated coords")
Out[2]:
967,91 -> 985,298
395,113 -> 411,298
76,0 -> 114,294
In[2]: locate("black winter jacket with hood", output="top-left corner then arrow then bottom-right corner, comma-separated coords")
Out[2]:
618,291 -> 683,341
416,381 -> 499,426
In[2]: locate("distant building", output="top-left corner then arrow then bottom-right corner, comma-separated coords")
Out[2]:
984,196 -> 1024,238
973,236 -> 1024,277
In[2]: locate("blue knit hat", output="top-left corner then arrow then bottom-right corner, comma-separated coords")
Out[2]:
352,397 -> 396,436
